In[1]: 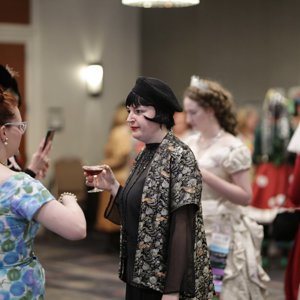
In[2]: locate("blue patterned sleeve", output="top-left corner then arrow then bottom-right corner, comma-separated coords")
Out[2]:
10,173 -> 55,220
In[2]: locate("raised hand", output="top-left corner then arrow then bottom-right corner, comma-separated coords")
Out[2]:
27,137 -> 52,178
84,164 -> 120,197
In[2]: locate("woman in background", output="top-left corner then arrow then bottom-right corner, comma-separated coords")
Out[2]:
250,89 -> 296,267
183,76 -> 269,299
94,103 -> 133,249
291,94 -> 300,130
172,111 -> 194,143
236,105 -> 258,155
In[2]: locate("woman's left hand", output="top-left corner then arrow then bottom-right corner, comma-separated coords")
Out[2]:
162,293 -> 179,300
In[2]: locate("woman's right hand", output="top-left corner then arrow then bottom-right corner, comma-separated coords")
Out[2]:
27,137 -> 52,177
84,164 -> 120,197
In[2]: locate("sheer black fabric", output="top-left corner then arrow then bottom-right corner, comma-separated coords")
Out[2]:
126,283 -> 162,300
7,156 -> 37,178
104,186 -> 122,225
164,204 -> 197,294
120,143 -> 158,283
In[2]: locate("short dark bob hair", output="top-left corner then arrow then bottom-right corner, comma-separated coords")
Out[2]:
126,91 -> 175,130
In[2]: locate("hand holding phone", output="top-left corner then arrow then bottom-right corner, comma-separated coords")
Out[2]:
42,129 -> 55,150
27,129 -> 55,178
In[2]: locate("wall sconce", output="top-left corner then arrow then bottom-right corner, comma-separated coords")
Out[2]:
84,63 -> 104,97
122,0 -> 200,8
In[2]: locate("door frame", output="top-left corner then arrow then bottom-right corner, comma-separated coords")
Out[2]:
0,0 -> 43,158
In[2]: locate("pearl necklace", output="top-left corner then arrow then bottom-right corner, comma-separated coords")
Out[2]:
198,129 -> 223,150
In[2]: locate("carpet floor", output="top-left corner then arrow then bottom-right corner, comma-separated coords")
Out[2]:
35,231 -> 285,300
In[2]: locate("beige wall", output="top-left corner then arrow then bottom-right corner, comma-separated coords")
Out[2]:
31,0 -> 140,167
2,0 -> 300,184
141,0 -> 300,107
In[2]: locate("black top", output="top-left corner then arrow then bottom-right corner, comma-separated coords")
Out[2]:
7,156 -> 36,178
115,143 -> 196,294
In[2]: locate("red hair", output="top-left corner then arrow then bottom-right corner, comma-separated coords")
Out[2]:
0,87 -> 18,125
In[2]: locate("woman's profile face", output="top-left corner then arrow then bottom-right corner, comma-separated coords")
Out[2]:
126,105 -> 161,143
2,107 -> 24,158
183,97 -> 211,132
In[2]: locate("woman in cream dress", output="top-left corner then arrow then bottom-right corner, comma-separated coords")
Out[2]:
183,76 -> 269,300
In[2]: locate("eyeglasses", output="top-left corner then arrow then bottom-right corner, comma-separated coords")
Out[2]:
3,121 -> 28,133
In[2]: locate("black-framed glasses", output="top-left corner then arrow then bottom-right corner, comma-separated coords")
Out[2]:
3,121 -> 28,133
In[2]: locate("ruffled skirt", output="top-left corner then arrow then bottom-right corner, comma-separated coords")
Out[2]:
203,209 -> 270,300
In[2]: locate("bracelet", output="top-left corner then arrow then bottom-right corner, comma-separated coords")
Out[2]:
58,192 -> 77,203
24,168 -> 37,178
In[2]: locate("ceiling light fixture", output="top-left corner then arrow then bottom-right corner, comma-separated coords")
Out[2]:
122,0 -> 200,8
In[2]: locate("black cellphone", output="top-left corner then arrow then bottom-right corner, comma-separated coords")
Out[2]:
42,129 -> 55,150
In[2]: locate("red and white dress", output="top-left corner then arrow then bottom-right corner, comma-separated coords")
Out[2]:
284,124 -> 300,300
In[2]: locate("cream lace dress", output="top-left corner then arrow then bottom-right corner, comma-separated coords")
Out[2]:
186,132 -> 270,300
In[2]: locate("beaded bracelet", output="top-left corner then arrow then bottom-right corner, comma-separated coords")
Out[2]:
58,192 -> 78,203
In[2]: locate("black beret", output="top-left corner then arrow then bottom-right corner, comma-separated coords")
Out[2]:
132,76 -> 182,112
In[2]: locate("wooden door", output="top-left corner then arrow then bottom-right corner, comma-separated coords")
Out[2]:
0,43 -> 27,167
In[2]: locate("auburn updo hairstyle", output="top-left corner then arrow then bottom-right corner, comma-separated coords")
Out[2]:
184,79 -> 238,136
0,87 -> 18,125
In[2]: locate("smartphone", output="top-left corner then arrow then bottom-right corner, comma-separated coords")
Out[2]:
42,129 -> 55,150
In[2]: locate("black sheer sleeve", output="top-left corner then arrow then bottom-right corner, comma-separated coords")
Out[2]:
164,204 -> 197,294
24,168 -> 37,178
104,186 -> 123,225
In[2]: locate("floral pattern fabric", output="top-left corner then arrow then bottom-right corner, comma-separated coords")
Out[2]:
0,172 -> 54,299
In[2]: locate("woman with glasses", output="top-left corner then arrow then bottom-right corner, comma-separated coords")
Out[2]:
3,121 -> 27,132
0,87 -> 86,299
0,64 -> 52,179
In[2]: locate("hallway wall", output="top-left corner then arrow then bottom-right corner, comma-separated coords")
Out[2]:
141,0 -> 300,107
2,0 -> 300,181
31,0 -> 140,165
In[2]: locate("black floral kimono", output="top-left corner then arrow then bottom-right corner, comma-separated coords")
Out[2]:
105,131 -> 214,299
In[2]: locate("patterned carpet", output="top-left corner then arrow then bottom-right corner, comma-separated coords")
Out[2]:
36,232 -> 125,300
35,231 -> 285,300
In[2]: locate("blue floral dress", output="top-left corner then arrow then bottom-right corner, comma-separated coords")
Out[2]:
0,172 -> 54,299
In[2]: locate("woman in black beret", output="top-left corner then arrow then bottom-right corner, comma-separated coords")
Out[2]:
85,77 -> 214,300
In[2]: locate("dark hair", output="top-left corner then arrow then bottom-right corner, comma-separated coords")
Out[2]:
0,65 -> 22,107
184,79 -> 238,135
126,91 -> 175,130
0,87 -> 18,125
293,98 -> 300,117
269,100 -> 284,120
